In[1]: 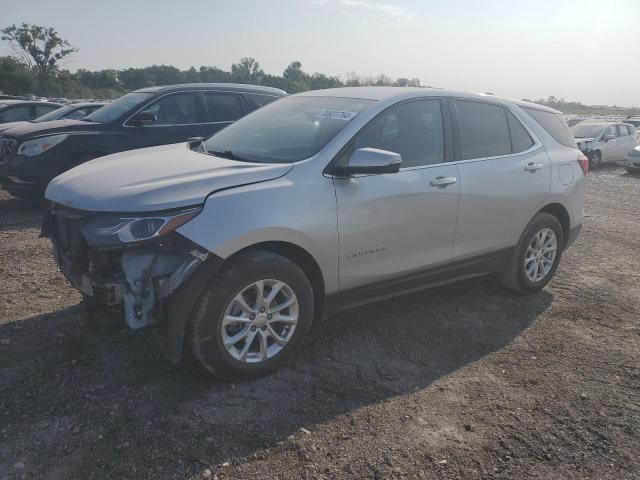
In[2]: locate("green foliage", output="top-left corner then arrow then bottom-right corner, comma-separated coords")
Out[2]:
1,23 -> 77,95
0,56 -> 35,94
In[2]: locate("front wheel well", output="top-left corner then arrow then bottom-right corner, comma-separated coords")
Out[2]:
227,241 -> 326,319
538,203 -> 570,246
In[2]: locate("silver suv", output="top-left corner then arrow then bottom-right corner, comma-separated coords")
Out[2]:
43,87 -> 586,379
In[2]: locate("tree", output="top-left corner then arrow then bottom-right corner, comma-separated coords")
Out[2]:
0,56 -> 35,94
230,57 -> 264,84
1,23 -> 78,95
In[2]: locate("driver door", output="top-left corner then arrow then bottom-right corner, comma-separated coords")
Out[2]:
333,98 -> 460,290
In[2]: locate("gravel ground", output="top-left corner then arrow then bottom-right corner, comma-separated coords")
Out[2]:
1,165 -> 639,480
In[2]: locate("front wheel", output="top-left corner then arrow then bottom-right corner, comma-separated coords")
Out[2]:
188,250 -> 314,380
589,151 -> 602,170
501,213 -> 564,294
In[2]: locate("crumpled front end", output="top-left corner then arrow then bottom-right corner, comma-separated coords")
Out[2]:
42,203 -> 211,330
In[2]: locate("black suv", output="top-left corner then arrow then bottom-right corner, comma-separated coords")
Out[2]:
0,84 -> 286,199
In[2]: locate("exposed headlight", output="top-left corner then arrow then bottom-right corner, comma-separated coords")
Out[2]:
82,207 -> 201,247
17,134 -> 69,156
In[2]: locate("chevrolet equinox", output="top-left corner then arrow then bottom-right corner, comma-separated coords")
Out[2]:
43,87 -> 586,379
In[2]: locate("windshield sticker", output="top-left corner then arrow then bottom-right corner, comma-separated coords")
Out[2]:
311,109 -> 358,121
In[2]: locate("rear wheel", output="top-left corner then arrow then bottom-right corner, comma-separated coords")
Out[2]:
589,151 -> 602,170
501,212 -> 564,294
189,250 -> 314,380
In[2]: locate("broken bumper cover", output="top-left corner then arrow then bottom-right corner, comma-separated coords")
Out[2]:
43,205 -> 214,331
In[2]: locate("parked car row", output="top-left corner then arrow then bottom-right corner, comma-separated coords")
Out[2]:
5,85 -> 584,379
0,83 -> 285,199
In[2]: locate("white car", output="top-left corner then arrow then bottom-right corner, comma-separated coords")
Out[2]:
627,146 -> 640,174
571,121 -> 638,169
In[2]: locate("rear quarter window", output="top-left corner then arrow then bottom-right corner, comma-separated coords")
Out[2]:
522,107 -> 576,148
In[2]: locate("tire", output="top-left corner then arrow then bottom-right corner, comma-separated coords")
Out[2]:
589,151 -> 602,170
500,212 -> 564,294
188,250 -> 314,380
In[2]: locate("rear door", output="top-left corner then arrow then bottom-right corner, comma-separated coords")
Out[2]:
334,98 -> 460,289
452,99 -> 550,259
618,125 -> 636,157
600,124 -> 618,161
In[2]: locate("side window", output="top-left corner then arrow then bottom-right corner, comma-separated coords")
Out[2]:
246,93 -> 280,109
455,100 -> 511,160
604,125 -> 617,138
63,107 -> 91,120
617,125 -> 629,137
138,93 -> 199,126
507,112 -> 534,153
522,107 -> 576,148
34,105 -> 57,117
204,93 -> 243,122
0,105 -> 34,122
343,99 -> 444,168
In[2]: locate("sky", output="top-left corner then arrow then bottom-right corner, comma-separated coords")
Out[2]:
1,0 -> 639,106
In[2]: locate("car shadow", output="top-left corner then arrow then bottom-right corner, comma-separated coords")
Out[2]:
0,193 -> 46,232
0,277 -> 552,478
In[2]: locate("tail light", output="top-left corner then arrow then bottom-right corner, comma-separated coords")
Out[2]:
577,153 -> 589,175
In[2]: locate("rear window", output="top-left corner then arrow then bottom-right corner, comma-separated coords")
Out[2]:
523,107 -> 576,148
204,93 -> 244,122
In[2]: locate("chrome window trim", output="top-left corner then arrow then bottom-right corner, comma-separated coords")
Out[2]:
121,89 -> 247,128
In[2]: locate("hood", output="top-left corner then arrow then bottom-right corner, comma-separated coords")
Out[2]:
0,121 -> 29,133
45,143 -> 293,212
3,119 -> 98,138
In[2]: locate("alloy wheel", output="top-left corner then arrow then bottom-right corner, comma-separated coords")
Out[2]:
221,279 -> 299,363
524,228 -> 558,282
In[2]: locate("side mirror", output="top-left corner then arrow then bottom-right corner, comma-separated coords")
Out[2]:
333,147 -> 402,176
129,111 -> 156,126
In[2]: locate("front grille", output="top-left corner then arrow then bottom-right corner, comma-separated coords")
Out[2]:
0,138 -> 17,163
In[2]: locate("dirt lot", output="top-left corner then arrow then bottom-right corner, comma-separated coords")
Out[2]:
0,166 -> 639,480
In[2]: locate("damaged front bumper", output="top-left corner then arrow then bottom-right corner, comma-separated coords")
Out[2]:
42,204 -> 211,331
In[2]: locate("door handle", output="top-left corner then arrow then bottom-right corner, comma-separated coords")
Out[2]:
430,176 -> 457,187
524,162 -> 544,172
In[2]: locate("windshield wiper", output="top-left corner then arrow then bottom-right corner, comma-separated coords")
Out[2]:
207,149 -> 255,162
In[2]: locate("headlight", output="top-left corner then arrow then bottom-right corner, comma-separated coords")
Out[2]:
82,207 -> 201,247
17,134 -> 68,156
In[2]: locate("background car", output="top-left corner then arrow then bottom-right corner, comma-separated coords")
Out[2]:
0,102 -> 105,134
0,83 -> 286,199
626,146 -> 640,174
0,100 -> 62,124
570,121 -> 638,169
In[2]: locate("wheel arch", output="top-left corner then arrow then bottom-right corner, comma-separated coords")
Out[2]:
228,241 -> 326,320
538,202 -> 570,246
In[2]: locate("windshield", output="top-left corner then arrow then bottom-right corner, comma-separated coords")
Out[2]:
571,123 -> 608,139
83,92 -> 153,123
203,96 -> 374,163
34,105 -> 73,122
